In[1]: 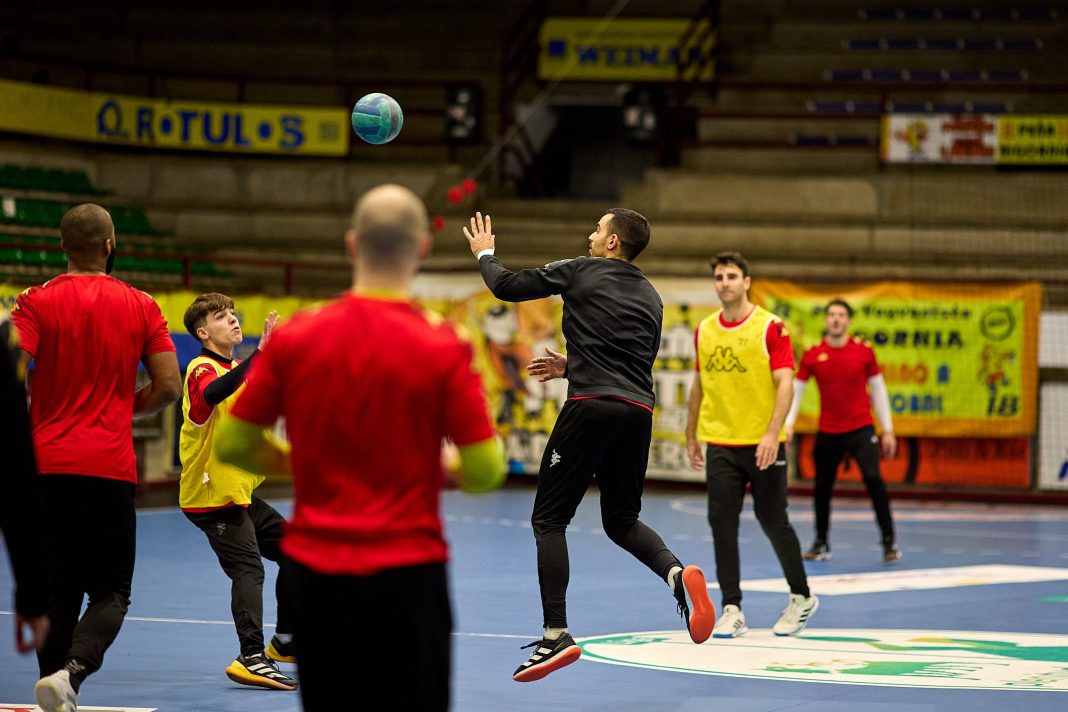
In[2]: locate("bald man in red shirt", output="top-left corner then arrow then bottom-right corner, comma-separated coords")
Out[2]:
785,299 -> 901,564
217,184 -> 506,711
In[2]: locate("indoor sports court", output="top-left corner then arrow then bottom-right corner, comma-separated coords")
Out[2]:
3,0 -> 1068,710
4,487 -> 1068,710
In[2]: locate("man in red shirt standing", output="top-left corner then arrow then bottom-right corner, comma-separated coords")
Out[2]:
785,299 -> 900,563
12,203 -> 181,712
216,184 -> 506,711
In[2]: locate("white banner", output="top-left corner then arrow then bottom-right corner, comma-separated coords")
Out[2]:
1039,383 -> 1068,490
881,114 -> 998,163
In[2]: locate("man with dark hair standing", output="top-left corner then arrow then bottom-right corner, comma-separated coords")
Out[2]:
785,298 -> 900,563
465,209 -> 715,683
217,184 -> 506,711
179,293 -> 297,690
685,252 -> 817,640
0,309 -> 49,655
12,203 -> 181,712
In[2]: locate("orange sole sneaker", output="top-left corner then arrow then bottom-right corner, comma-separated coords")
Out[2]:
682,565 -> 717,644
513,644 -> 581,683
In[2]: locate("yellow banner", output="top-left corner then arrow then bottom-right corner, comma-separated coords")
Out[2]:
0,78 -> 350,156
997,115 -> 1068,165
749,280 -> 1041,437
539,17 -> 715,81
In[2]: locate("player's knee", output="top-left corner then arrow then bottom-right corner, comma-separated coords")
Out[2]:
602,516 -> 636,545
531,517 -> 567,540
753,506 -> 786,531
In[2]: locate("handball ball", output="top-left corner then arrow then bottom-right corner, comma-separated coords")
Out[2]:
352,93 -> 404,145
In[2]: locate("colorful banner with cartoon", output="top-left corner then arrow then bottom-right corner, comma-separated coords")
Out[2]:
750,280 -> 1041,438
2,278 -> 1041,485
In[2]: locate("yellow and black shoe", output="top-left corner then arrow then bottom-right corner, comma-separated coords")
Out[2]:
225,653 -> 298,691
266,635 -> 296,664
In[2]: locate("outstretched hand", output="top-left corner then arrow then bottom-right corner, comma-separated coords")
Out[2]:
526,347 -> 567,382
463,212 -> 495,257
258,311 -> 279,351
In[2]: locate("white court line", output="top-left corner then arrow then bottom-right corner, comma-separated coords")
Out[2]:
0,611 -> 528,639
670,497 -> 1068,522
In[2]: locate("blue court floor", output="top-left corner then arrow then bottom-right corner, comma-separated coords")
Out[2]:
3,484 -> 1068,710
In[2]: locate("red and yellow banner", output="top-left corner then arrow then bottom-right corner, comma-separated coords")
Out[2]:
750,280 -> 1041,437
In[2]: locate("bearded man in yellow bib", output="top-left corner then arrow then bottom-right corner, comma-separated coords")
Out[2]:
179,294 -> 298,691
684,253 -> 818,639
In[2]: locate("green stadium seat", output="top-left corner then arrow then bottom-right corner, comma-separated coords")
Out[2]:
44,169 -> 69,193
0,165 -> 29,190
65,170 -> 103,195
24,167 -> 49,192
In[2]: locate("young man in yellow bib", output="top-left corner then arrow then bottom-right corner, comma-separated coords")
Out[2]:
685,252 -> 818,639
179,294 -> 297,691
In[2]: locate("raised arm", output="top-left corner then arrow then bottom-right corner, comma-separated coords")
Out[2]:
464,211 -> 576,302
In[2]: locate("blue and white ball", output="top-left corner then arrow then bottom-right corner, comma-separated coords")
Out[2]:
351,93 -> 404,145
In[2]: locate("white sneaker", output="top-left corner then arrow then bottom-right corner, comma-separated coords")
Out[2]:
772,593 -> 819,636
35,669 -> 79,712
711,604 -> 748,638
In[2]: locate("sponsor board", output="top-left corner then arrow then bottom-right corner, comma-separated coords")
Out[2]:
579,629 -> 1068,690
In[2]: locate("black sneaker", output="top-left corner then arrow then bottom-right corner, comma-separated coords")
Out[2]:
672,565 -> 716,644
225,652 -> 298,691
803,540 -> 832,561
266,634 -> 296,664
883,540 -> 902,563
512,634 -> 581,683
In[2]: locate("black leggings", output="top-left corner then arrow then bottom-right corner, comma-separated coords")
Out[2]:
531,398 -> 681,629
37,475 -> 135,678
705,443 -> 809,609
813,425 -> 895,543
185,496 -> 294,656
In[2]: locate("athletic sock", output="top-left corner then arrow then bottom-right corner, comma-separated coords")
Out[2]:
666,565 -> 683,589
543,627 -> 568,641
274,633 -> 294,644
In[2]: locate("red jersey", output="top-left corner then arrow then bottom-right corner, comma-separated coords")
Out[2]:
12,274 -> 175,482
230,294 -> 495,577
796,336 -> 881,434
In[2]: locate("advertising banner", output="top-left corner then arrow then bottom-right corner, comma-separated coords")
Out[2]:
0,78 -> 349,156
881,114 -> 997,163
997,115 -> 1068,165
539,17 -> 715,81
882,113 -> 1068,165
0,278 -> 1042,486
749,280 -> 1041,438
1038,383 -> 1068,491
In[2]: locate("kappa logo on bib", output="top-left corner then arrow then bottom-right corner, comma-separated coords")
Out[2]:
578,629 -> 1068,691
